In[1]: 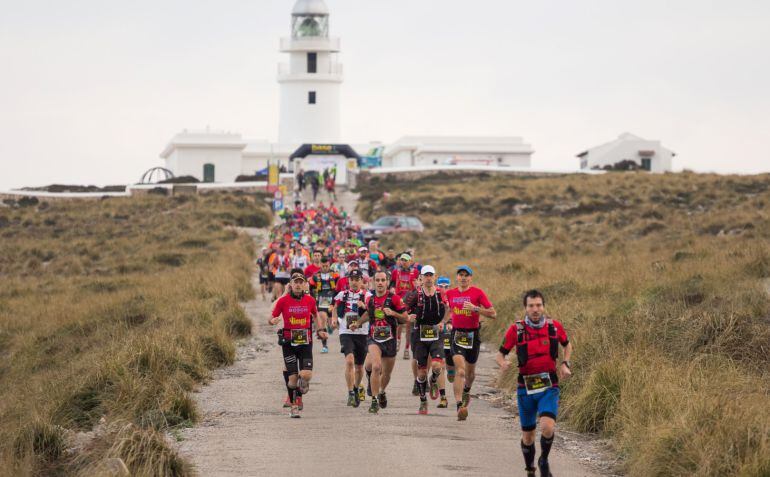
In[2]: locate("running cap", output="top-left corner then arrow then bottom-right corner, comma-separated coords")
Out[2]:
347,260 -> 359,267
420,265 -> 436,275
358,246 -> 368,252
456,265 -> 473,276
349,269 -> 363,279
399,253 -> 412,261
290,272 -> 306,281
436,276 -> 451,287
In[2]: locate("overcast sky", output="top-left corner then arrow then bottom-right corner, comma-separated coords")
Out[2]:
1,0 -> 769,189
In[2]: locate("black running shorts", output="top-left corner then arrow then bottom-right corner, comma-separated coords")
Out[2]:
449,328 -> 481,365
367,337 -> 397,358
340,334 -> 368,365
282,343 -> 313,375
412,338 -> 444,367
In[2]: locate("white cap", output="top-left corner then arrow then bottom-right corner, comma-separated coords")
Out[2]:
421,265 -> 436,275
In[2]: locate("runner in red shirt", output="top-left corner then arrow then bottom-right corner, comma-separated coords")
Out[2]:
391,253 -> 420,359
303,249 -> 323,279
443,265 -> 496,421
496,290 -> 572,477
269,270 -> 327,418
349,270 -> 409,413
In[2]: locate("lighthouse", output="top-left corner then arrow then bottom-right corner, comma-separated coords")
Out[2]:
277,0 -> 343,145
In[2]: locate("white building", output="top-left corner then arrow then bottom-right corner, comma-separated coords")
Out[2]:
383,136 -> 533,168
577,132 -> 675,172
159,0 -> 535,184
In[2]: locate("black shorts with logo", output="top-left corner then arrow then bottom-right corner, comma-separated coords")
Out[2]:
340,334 -> 368,365
449,328 -> 481,365
282,343 -> 313,375
367,337 -> 398,358
413,338 -> 444,367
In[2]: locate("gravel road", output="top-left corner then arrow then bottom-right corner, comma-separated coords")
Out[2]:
178,189 -> 601,477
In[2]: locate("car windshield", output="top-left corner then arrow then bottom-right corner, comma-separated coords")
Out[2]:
406,217 -> 421,227
372,217 -> 398,227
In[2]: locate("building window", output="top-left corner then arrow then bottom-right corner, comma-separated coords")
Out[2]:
203,163 -> 215,183
308,91 -> 316,104
641,158 -> 651,171
307,52 -> 317,73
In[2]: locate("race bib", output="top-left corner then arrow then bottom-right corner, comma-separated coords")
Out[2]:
419,325 -> 439,342
442,334 -> 451,350
318,296 -> 332,309
454,330 -> 474,349
524,373 -> 552,395
372,326 -> 393,343
344,312 -> 359,328
291,329 -> 309,346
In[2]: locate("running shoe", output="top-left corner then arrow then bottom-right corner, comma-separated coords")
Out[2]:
378,392 -> 388,409
525,468 -> 536,477
298,378 -> 310,394
429,380 -> 439,400
296,396 -> 304,411
538,457 -> 552,477
462,390 -> 471,408
358,386 -> 366,402
347,393 -> 356,407
437,396 -> 448,408
368,399 -> 380,414
402,348 -> 410,360
411,380 -> 419,396
457,406 -> 468,421
353,390 -> 361,408
447,369 -> 455,383
283,396 -> 292,408
418,400 -> 428,415
290,405 -> 301,418
321,346 -> 329,354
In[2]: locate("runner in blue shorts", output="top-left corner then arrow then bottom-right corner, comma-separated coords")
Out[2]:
497,290 -> 573,477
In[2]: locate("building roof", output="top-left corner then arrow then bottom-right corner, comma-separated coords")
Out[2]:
576,132 -> 675,158
160,129 -> 247,158
383,135 -> 534,158
292,0 -> 329,16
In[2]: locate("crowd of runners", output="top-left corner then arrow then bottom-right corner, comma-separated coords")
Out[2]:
257,200 -> 574,477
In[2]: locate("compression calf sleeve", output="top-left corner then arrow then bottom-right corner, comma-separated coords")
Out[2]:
521,440 -> 536,469
417,377 -> 427,399
540,434 -> 554,461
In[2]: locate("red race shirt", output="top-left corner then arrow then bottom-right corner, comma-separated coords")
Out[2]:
272,294 -> 318,341
365,292 -> 406,337
304,263 -> 321,279
446,286 -> 492,329
391,267 -> 420,297
500,318 -> 568,384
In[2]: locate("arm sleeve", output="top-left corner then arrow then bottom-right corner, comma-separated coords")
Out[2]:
498,325 -> 517,355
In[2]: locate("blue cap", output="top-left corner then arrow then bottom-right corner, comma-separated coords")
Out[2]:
436,276 -> 451,286
456,265 -> 473,276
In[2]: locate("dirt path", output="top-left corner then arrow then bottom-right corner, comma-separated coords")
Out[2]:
178,189 -> 602,477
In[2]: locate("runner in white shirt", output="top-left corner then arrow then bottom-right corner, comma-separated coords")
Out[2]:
331,269 -> 371,407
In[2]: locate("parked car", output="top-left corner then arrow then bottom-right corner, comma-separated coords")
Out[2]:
362,215 -> 424,241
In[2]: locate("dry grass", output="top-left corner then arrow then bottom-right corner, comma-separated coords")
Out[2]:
0,192 -> 270,476
358,171 -> 770,476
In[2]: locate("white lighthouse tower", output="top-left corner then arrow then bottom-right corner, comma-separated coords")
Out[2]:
277,0 -> 342,146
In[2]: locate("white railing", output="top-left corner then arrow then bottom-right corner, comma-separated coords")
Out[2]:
280,36 -> 340,52
277,63 -> 343,76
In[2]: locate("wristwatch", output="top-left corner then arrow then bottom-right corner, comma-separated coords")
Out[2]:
561,360 -> 571,369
